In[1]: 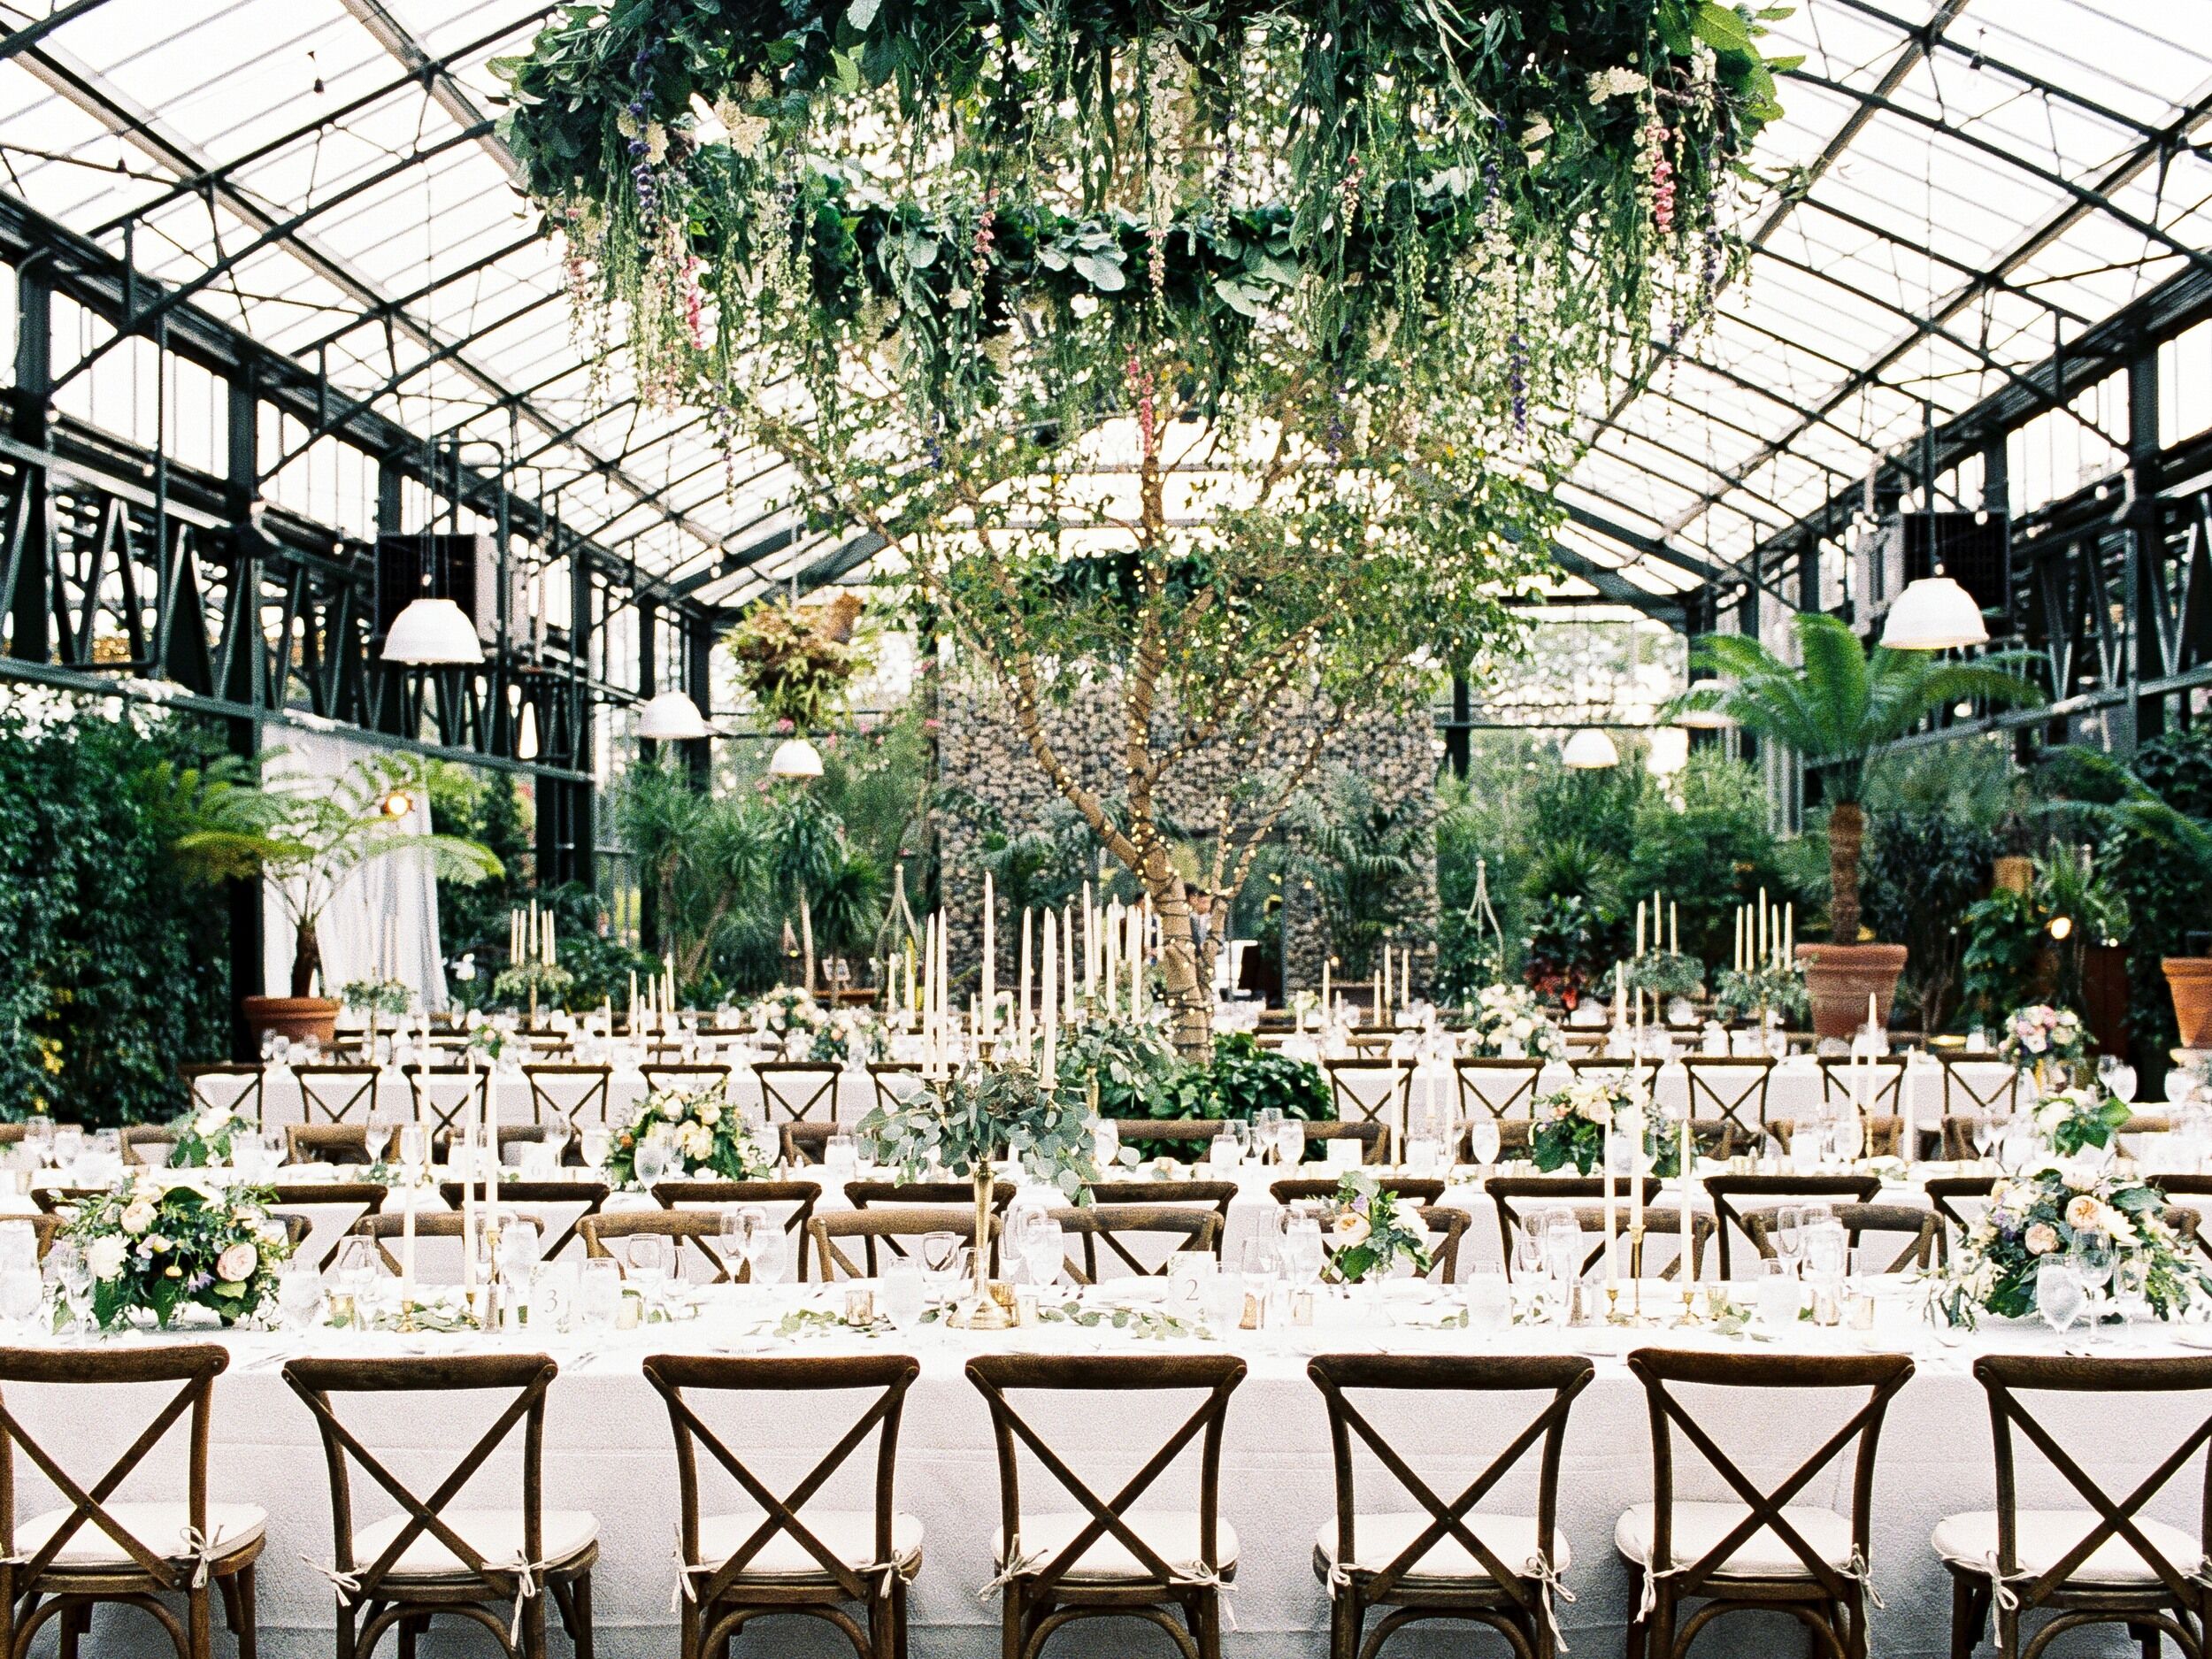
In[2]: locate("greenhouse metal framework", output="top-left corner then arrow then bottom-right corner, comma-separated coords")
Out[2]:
0,0 -> 2199,826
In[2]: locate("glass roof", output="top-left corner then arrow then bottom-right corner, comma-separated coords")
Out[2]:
0,0 -> 2200,611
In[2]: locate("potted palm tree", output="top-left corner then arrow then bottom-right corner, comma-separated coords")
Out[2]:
163,754 -> 502,1044
1671,614 -> 2042,1039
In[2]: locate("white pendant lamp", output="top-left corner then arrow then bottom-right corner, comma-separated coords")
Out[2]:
1674,687 -> 1735,730
1561,728 -> 1620,770
637,690 -> 712,741
768,736 -> 825,780
1880,574 -> 1987,650
381,596 -> 483,665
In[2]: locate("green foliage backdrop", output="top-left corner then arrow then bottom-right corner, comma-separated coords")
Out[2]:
0,697 -> 229,1125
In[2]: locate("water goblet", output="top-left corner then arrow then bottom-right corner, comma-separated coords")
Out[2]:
749,1226 -> 790,1293
2070,1227 -> 2116,1339
277,1262 -> 325,1332
1755,1259 -> 1803,1331
578,1259 -> 624,1332
1468,1118 -> 1502,1169
2037,1257 -> 2086,1339
1022,1218 -> 1065,1294
1458,1263 -> 1510,1333
880,1259 -> 926,1328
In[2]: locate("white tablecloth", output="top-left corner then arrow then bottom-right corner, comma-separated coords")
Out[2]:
1,1307 -> 2195,1657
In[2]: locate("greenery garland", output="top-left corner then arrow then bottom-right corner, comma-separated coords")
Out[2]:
497,0 -> 1786,457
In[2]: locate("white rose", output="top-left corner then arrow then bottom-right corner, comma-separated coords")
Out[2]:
195,1107 -> 228,1137
86,1236 -> 127,1280
1331,1212 -> 1371,1248
120,1202 -> 154,1236
215,1242 -> 258,1283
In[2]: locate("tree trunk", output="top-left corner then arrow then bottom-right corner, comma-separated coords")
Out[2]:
1829,801 -> 1865,944
1148,874 -> 1213,1063
291,918 -> 321,999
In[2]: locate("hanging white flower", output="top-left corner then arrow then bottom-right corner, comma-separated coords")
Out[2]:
1586,67 -> 1649,103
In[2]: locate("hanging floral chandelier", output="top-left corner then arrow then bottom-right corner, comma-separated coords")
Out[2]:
496,0 -> 1786,488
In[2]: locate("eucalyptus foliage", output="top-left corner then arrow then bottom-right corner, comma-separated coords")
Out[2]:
860,1060 -> 1098,1198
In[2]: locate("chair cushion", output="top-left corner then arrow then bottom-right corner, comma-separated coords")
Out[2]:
352,1509 -> 598,1580
992,1511 -> 1238,1584
1616,1502 -> 1854,1579
15,1502 -> 265,1570
693,1510 -> 923,1579
1932,1510 -> 2201,1587
1314,1512 -> 1569,1585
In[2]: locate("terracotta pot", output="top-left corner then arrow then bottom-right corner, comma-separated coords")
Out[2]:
1795,942 -> 1909,1041
2162,958 -> 2212,1049
242,995 -> 339,1046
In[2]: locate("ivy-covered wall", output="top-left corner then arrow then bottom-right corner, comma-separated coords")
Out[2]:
0,694 -> 231,1125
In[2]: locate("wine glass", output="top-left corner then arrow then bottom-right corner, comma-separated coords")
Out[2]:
2097,1054 -> 2138,1107
2070,1228 -> 2116,1339
42,1240 -> 88,1328
1468,1118 -> 1502,1169
626,1234 -> 672,1313
2037,1257 -> 2086,1339
634,1134 -> 671,1188
1281,1217 -> 1325,1293
749,1225 -> 789,1293
277,1262 -> 325,1331
1022,1218 -> 1065,1294
1771,1206 -> 1805,1276
1512,1220 -> 1548,1285
542,1121 -> 572,1170
1226,1118 -> 1253,1160
0,1262 -> 43,1333
1254,1108 -> 1284,1164
363,1120 -> 392,1166
1276,1119 -> 1306,1169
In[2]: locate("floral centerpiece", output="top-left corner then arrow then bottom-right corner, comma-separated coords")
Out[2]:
1317,1170 -> 1432,1284
1940,1166 -> 2210,1325
1463,984 -> 1567,1062
493,958 -> 574,1010
1713,962 -> 1809,1024
1531,1074 -> 1686,1178
2000,1004 -> 2088,1079
2032,1087 -> 2132,1158
607,1086 -> 773,1187
67,1175 -> 291,1330
340,978 -> 412,1021
752,987 -> 842,1061
860,1061 -> 1096,1326
166,1102 -> 250,1168
1609,954 -> 1705,1003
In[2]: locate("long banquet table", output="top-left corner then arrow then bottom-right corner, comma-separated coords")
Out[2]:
5,1293 -> 2206,1658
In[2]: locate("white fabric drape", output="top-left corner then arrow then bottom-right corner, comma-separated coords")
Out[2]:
258,729 -> 449,1012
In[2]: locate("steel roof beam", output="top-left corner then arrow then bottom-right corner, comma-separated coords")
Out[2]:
21,37 -> 738,587
334,0 -> 529,188
0,0 -> 121,65
1669,85 -> 2212,566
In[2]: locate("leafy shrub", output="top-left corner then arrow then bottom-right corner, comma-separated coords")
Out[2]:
0,696 -> 229,1125
1863,810 -> 1999,1033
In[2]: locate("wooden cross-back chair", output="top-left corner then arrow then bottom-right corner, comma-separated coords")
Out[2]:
1097,1118 -> 1386,1166
1701,1174 -> 1883,1282
285,1125 -> 379,1167
1815,1056 -> 1909,1116
1744,1203 -> 1939,1275
1043,1206 -> 1221,1284
810,1207 -> 998,1283
265,1184 -> 389,1271
643,1352 -> 922,1659
755,1063 -> 841,1125
1452,1059 -> 1546,1123
580,1212 -> 751,1284
780,1123 -> 835,1165
1681,1056 -> 1778,1145
1482,1176 -> 1660,1282
846,1179 -> 1015,1213
1271,1177 -> 1448,1210
647,1179 -> 824,1279
1549,1207 -> 1712,1283
1308,1353 -> 1593,1659
1621,1347 -> 1916,1659
121,1125 -> 181,1166
640,1063 -> 732,1101
1323,1060 -> 1412,1163
438,1182 -> 610,1261
296,1064 -> 380,1125
180,1064 -> 264,1131
1939,1352 -> 2212,1659
399,1064 -> 491,1141
283,1352 -> 597,1659
0,1215 -> 62,1262
1925,1176 -> 1998,1265
0,1344 -> 265,1659
866,1063 -> 924,1118
966,1352 -> 1247,1659
1936,1054 -> 2022,1121
1082,1183 -> 1240,1256
347,1211 -> 546,1279
520,1064 -> 611,1139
